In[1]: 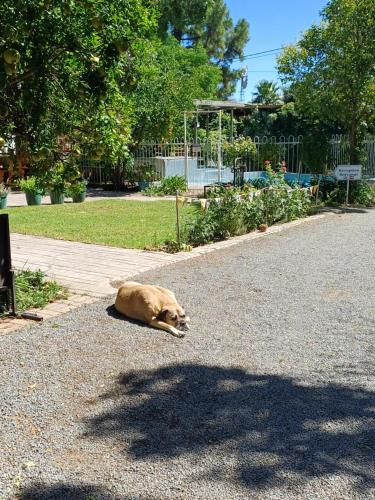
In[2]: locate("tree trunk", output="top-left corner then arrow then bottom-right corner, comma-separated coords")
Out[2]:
349,118 -> 361,164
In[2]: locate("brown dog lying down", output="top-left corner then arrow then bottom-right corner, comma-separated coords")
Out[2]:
115,281 -> 190,338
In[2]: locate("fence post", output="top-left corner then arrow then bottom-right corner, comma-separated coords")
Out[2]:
184,112 -> 189,187
218,110 -> 222,183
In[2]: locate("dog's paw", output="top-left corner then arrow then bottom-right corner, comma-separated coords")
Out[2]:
176,330 -> 186,338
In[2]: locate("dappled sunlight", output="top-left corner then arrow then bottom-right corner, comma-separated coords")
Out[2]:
84,364 -> 375,493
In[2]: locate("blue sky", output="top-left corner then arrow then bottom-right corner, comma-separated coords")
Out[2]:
226,0 -> 328,101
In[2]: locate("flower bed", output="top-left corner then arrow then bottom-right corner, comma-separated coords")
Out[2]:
183,162 -> 314,247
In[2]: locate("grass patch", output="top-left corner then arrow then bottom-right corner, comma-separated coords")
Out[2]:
3,200 -> 194,249
0,270 -> 68,315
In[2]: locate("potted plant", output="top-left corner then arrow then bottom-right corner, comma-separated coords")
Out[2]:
0,182 -> 9,209
46,162 -> 67,204
136,165 -> 156,191
19,176 -> 45,206
67,179 -> 88,203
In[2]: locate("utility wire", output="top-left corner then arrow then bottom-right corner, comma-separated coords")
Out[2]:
231,47 -> 283,62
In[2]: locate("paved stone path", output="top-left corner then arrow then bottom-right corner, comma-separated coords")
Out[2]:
10,234 -> 189,297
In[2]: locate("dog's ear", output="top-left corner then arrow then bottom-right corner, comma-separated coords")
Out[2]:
155,307 -> 168,322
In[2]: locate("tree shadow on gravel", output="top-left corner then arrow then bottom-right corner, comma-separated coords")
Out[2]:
18,481 -> 114,500
83,364 -> 375,493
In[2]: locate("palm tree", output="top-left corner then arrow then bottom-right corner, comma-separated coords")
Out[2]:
252,80 -> 282,104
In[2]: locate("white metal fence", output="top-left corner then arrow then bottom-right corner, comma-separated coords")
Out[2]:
132,135 -> 303,190
330,135 -> 375,176
80,134 -> 375,188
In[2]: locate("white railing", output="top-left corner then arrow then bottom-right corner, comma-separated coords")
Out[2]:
79,134 -> 375,187
330,135 -> 375,176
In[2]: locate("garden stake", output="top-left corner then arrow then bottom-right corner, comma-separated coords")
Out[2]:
176,190 -> 181,249
346,176 -> 350,206
315,175 -> 321,204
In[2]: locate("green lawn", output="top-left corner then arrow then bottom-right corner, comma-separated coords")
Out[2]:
4,200 -> 194,249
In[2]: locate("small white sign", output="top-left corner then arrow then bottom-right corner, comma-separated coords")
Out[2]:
334,165 -> 362,181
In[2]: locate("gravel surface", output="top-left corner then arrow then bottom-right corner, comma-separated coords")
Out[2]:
0,209 -> 374,500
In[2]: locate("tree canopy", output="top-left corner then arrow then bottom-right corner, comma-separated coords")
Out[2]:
133,39 -> 221,141
278,0 -> 375,163
0,0 -> 158,168
158,0 -> 249,96
252,80 -> 282,104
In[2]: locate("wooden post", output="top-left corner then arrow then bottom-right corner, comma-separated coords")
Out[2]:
346,176 -> 350,206
176,190 -> 181,248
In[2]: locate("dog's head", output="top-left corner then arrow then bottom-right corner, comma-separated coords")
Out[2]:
156,305 -> 190,331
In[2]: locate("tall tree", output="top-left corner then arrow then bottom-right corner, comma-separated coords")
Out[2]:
159,0 -> 249,97
133,39 -> 221,141
0,0 -> 157,170
252,80 -> 282,104
278,0 -> 375,163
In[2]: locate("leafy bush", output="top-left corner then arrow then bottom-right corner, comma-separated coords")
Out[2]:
0,270 -> 67,315
0,182 -> 9,197
250,177 -> 269,189
67,179 -> 88,197
223,136 -> 256,164
186,186 -> 312,247
18,176 -> 45,195
314,177 -> 375,206
143,175 -> 187,196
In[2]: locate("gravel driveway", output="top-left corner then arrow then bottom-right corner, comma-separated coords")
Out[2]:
1,209 -> 374,500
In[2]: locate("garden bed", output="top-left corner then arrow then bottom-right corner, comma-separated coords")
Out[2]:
0,270 -> 67,316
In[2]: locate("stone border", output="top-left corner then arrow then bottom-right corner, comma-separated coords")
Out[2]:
0,213 -> 327,336
0,294 -> 96,336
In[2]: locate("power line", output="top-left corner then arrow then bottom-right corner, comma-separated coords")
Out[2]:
232,47 -> 283,62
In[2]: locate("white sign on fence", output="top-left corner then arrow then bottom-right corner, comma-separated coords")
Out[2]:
334,165 -> 362,181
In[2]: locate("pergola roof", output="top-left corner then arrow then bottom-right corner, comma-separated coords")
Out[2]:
193,99 -> 282,111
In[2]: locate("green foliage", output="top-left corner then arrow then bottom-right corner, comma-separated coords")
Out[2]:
44,161 -> 81,193
223,136 -> 256,164
67,179 -> 87,197
186,187 -> 312,246
132,39 -> 221,141
326,180 -> 375,206
252,80 -> 282,104
0,0 -> 158,166
18,176 -> 45,195
143,176 -> 187,196
158,0 -> 249,97
0,270 -> 67,314
263,161 -> 288,187
278,0 -> 375,163
0,182 -> 9,196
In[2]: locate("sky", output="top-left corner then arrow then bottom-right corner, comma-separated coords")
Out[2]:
226,0 -> 328,101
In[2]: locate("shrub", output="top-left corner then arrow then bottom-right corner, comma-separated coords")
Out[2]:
223,136 -> 256,164
316,178 -> 375,206
185,186 -> 312,247
18,176 -> 45,195
67,179 -> 88,197
143,175 -> 187,196
0,182 -> 9,197
0,270 -> 67,315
